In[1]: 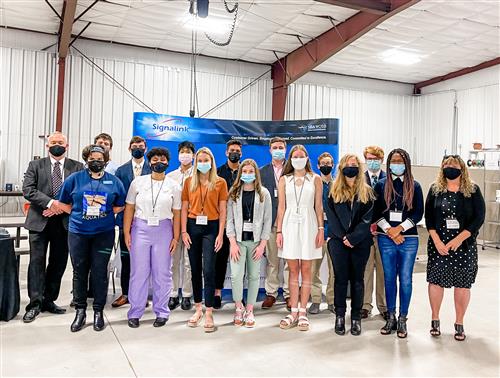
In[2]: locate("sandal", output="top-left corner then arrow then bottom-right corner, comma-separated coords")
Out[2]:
280,308 -> 298,329
397,316 -> 408,339
297,308 -> 310,331
204,312 -> 215,333
454,323 -> 466,341
244,310 -> 255,328
234,306 -> 244,326
187,310 -> 203,328
430,320 -> 441,337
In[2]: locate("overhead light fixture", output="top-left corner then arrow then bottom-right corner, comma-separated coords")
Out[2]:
183,16 -> 232,35
380,48 -> 421,65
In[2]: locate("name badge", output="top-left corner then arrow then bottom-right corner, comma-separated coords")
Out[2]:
274,189 -> 278,198
323,212 -> 327,221
86,206 -> 100,217
290,213 -> 303,224
446,218 -> 460,230
196,215 -> 208,225
147,216 -> 160,226
243,221 -> 253,232
103,180 -> 113,185
390,211 -> 403,222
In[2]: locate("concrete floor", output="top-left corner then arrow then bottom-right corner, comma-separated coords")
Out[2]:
1,249 -> 499,377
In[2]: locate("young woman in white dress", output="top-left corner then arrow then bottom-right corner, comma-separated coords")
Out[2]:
276,144 -> 324,331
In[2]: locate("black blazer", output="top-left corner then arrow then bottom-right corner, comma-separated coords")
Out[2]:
260,163 -> 280,225
23,157 -> 84,232
326,195 -> 374,247
424,184 -> 485,238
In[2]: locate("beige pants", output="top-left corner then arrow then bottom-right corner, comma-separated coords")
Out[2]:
362,240 -> 386,312
171,240 -> 192,298
311,243 -> 334,305
265,227 -> 289,298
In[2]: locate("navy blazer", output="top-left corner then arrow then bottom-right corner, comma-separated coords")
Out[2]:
260,162 -> 282,226
115,159 -> 151,227
364,170 -> 386,187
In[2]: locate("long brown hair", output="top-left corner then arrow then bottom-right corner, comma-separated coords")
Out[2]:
384,148 -> 415,211
282,144 -> 313,176
432,155 -> 476,198
330,154 -> 374,204
229,159 -> 265,202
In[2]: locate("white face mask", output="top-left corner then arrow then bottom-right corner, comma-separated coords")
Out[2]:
178,153 -> 193,166
291,157 -> 308,170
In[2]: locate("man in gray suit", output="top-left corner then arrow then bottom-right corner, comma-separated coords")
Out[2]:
22,131 -> 83,323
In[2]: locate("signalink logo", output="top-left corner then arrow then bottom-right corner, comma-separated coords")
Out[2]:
150,118 -> 189,137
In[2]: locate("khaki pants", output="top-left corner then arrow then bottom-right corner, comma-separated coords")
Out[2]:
264,227 -> 289,298
362,240 -> 386,313
311,243 -> 334,305
171,240 -> 192,298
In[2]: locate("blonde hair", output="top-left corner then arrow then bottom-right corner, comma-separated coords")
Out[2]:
363,145 -> 384,160
282,145 -> 313,176
190,147 -> 218,191
432,155 -> 476,198
229,159 -> 265,203
330,154 -> 375,204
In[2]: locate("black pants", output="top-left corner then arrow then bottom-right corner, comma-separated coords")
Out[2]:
187,219 -> 218,308
215,232 -> 230,290
26,216 -> 69,311
68,230 -> 114,311
118,228 -> 130,296
328,238 -> 371,320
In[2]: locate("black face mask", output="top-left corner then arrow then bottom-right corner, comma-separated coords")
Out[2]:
319,165 -> 333,176
88,160 -> 106,173
131,148 -> 145,159
342,166 -> 359,178
443,167 -> 461,180
49,145 -> 66,157
228,152 -> 241,163
151,162 -> 168,173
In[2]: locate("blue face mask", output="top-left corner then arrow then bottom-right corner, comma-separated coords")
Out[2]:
197,162 -> 211,174
366,159 -> 381,172
271,149 -> 286,160
390,163 -> 406,176
241,173 -> 256,183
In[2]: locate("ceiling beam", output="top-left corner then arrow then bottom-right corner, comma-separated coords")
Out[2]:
315,0 -> 390,15
58,0 -> 78,58
271,0 -> 419,120
413,57 -> 500,94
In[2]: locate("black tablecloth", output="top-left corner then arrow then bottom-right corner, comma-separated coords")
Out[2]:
0,229 -> 20,321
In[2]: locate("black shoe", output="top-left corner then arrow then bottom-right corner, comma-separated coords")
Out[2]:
351,319 -> 362,336
382,311 -> 390,321
397,316 -> 408,338
380,312 -> 397,335
23,307 -> 41,323
93,310 -> 105,331
168,297 -> 180,311
128,318 -> 140,328
335,316 -> 346,335
181,297 -> 192,311
42,302 -> 66,314
213,295 -> 222,310
71,309 -> 86,332
153,317 -> 168,327
360,309 -> 370,319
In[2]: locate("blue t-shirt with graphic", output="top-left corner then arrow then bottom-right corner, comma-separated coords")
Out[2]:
59,170 -> 126,235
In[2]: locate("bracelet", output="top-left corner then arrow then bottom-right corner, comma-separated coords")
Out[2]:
318,226 -> 324,230
172,239 -> 179,243
181,231 -> 187,234
276,231 -> 282,234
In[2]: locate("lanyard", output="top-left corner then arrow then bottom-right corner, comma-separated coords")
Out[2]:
151,176 -> 166,215
243,191 -> 255,222
293,175 -> 305,214
273,165 -> 282,187
89,173 -> 104,206
198,184 -> 209,215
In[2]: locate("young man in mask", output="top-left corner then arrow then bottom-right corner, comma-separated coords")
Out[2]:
214,139 -> 243,308
112,136 -> 151,308
94,133 -> 120,175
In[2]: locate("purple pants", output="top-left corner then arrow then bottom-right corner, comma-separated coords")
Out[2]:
127,218 -> 173,320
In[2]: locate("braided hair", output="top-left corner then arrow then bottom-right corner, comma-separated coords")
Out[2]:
384,148 -> 415,211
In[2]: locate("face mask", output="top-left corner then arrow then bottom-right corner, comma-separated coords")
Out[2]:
342,166 -> 359,178
49,145 -> 66,157
131,148 -> 145,159
443,167 -> 461,180
366,159 -> 381,172
88,160 -> 105,173
197,162 -> 211,174
179,153 -> 193,165
291,157 -> 308,170
390,163 -> 406,176
228,152 -> 241,164
271,149 -> 286,161
241,173 -> 256,183
319,165 -> 333,176
151,162 -> 168,173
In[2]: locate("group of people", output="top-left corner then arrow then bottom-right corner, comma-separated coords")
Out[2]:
21,132 -> 485,341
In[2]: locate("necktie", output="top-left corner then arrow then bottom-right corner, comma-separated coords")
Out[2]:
371,175 -> 378,187
52,161 -> 62,197
134,165 -> 141,178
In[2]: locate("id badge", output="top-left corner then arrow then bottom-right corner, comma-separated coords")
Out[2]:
389,211 -> 403,222
290,213 -> 303,224
86,206 -> 100,217
274,189 -> 278,198
147,216 -> 160,226
196,215 -> 208,225
323,212 -> 327,221
446,218 -> 460,230
243,221 -> 253,232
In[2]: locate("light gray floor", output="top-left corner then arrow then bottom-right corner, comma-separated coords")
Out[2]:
1,249 -> 499,377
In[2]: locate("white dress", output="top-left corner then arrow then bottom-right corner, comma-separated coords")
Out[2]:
279,173 -> 322,260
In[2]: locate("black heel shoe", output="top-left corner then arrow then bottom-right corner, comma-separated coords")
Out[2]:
454,323 -> 466,341
380,312 -> 397,335
70,309 -> 86,332
93,310 -> 105,331
430,320 -> 441,337
397,316 -> 408,338
334,316 -> 345,335
351,319 -> 362,336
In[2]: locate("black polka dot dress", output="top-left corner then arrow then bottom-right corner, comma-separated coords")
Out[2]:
426,192 -> 478,289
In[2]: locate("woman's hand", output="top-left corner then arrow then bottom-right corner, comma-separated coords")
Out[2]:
253,244 -> 266,261
434,237 -> 449,255
230,242 -> 241,262
182,232 -> 192,249
446,236 -> 463,252
392,234 -> 405,245
169,239 -> 178,255
214,234 -> 223,252
124,231 -> 132,251
343,236 -> 353,248
387,226 -> 403,239
315,229 -> 324,248
276,232 -> 283,249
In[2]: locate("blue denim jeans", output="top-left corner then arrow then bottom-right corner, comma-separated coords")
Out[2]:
377,235 -> 419,317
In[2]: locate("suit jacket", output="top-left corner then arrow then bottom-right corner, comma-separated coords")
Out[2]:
115,159 -> 151,227
260,163 -> 280,225
23,157 -> 84,232
364,169 -> 386,187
